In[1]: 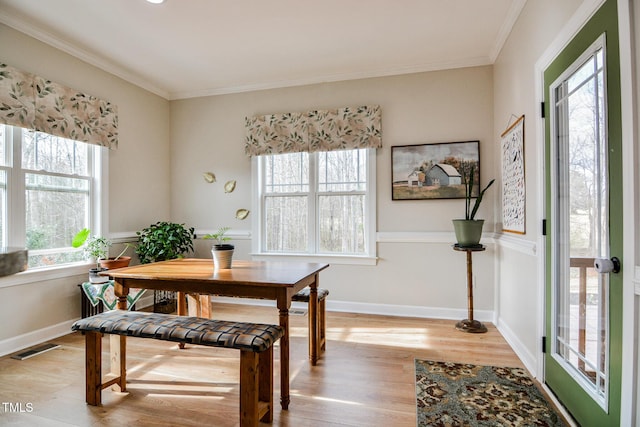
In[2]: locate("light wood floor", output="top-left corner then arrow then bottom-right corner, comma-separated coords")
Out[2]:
0,303 -> 528,426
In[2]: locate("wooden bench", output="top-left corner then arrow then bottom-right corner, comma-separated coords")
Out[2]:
292,287 -> 329,354
71,310 -> 284,426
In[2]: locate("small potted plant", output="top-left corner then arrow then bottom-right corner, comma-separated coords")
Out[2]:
452,165 -> 495,247
72,229 -> 110,283
204,226 -> 234,270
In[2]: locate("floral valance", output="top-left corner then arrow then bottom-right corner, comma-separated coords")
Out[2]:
244,105 -> 381,156
0,63 -> 118,149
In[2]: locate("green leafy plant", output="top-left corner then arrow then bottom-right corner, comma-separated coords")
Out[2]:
135,221 -> 196,264
462,165 -> 495,220
203,226 -> 232,247
72,228 -> 132,267
72,228 -> 109,268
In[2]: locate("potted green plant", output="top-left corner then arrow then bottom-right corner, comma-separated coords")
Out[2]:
72,229 -> 118,283
135,221 -> 196,264
204,226 -> 234,270
452,165 -> 495,247
72,229 -> 132,268
135,221 -> 196,313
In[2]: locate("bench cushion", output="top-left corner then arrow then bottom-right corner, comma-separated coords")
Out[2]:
72,310 -> 283,353
292,287 -> 329,302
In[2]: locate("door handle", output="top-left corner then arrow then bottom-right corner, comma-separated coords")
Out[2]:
594,257 -> 621,274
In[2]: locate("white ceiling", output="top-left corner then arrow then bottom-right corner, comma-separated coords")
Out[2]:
0,0 -> 525,100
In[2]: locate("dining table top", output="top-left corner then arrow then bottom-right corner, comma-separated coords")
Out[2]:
103,258 -> 330,288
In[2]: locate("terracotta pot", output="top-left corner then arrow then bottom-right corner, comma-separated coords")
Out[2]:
98,256 -> 132,270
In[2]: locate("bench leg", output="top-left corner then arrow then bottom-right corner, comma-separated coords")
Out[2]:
85,331 -> 102,406
259,348 -> 274,422
307,297 -> 327,359
240,348 -> 274,426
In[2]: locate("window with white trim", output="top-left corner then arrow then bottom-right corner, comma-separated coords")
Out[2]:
0,124 -> 104,269
255,148 -> 375,257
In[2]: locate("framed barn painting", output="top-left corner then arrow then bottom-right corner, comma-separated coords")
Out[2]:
391,140 -> 480,200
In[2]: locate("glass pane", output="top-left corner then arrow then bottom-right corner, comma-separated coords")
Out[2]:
264,196 -> 307,252
554,47 -> 608,399
318,195 -> 365,254
318,149 -> 366,192
22,131 -> 89,176
25,173 -> 89,268
264,152 -> 308,193
568,56 -> 595,93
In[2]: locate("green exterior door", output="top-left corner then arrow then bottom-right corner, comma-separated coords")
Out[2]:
543,1 -> 622,425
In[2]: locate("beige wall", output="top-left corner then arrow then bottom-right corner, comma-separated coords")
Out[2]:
170,67 -> 496,311
492,0 -> 582,370
0,24 -> 171,345
0,24 -> 172,234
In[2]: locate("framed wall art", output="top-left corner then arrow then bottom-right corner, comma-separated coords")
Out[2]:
501,115 -> 526,234
391,140 -> 480,200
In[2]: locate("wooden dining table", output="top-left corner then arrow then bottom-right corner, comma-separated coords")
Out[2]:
104,258 -> 329,410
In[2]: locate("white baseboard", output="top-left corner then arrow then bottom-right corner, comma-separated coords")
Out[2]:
0,319 -> 78,358
326,300 -> 494,321
496,316 -> 538,377
211,296 -> 493,321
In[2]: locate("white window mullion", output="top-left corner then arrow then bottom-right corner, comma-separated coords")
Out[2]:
8,127 -> 25,247
365,148 -> 376,257
308,152 -> 318,253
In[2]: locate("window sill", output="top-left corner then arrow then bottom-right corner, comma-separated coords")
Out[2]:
250,253 -> 378,266
0,262 -> 91,289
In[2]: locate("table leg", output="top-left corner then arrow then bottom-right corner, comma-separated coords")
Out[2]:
177,291 -> 187,315
177,291 -> 188,349
309,276 -> 319,365
199,294 -> 212,318
277,297 -> 291,410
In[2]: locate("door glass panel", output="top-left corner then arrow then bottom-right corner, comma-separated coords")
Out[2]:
553,44 -> 608,403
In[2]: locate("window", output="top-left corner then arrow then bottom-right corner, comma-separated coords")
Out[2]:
0,124 -> 104,269
254,148 -> 376,259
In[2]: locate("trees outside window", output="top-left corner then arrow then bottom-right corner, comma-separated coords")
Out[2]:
0,124 -> 103,268
256,148 -> 375,257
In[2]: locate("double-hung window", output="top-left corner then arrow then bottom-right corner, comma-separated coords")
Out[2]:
0,124 -> 104,269
254,148 -> 376,261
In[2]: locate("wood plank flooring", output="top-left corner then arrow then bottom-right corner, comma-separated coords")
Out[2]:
0,302 -> 528,426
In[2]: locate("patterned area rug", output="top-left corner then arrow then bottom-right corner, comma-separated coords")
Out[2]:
415,359 -> 566,426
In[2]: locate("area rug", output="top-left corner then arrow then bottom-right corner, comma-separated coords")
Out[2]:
415,359 -> 566,426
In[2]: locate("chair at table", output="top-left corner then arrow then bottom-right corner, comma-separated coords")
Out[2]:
292,287 -> 329,353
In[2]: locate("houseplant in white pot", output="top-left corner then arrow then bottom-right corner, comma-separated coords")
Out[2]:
452,166 -> 495,247
204,226 -> 234,270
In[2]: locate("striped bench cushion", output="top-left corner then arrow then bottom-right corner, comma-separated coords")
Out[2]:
71,310 -> 283,353
292,287 -> 329,302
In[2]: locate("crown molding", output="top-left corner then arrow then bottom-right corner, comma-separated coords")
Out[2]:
0,10 -> 170,100
168,56 -> 493,100
489,0 -> 528,62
